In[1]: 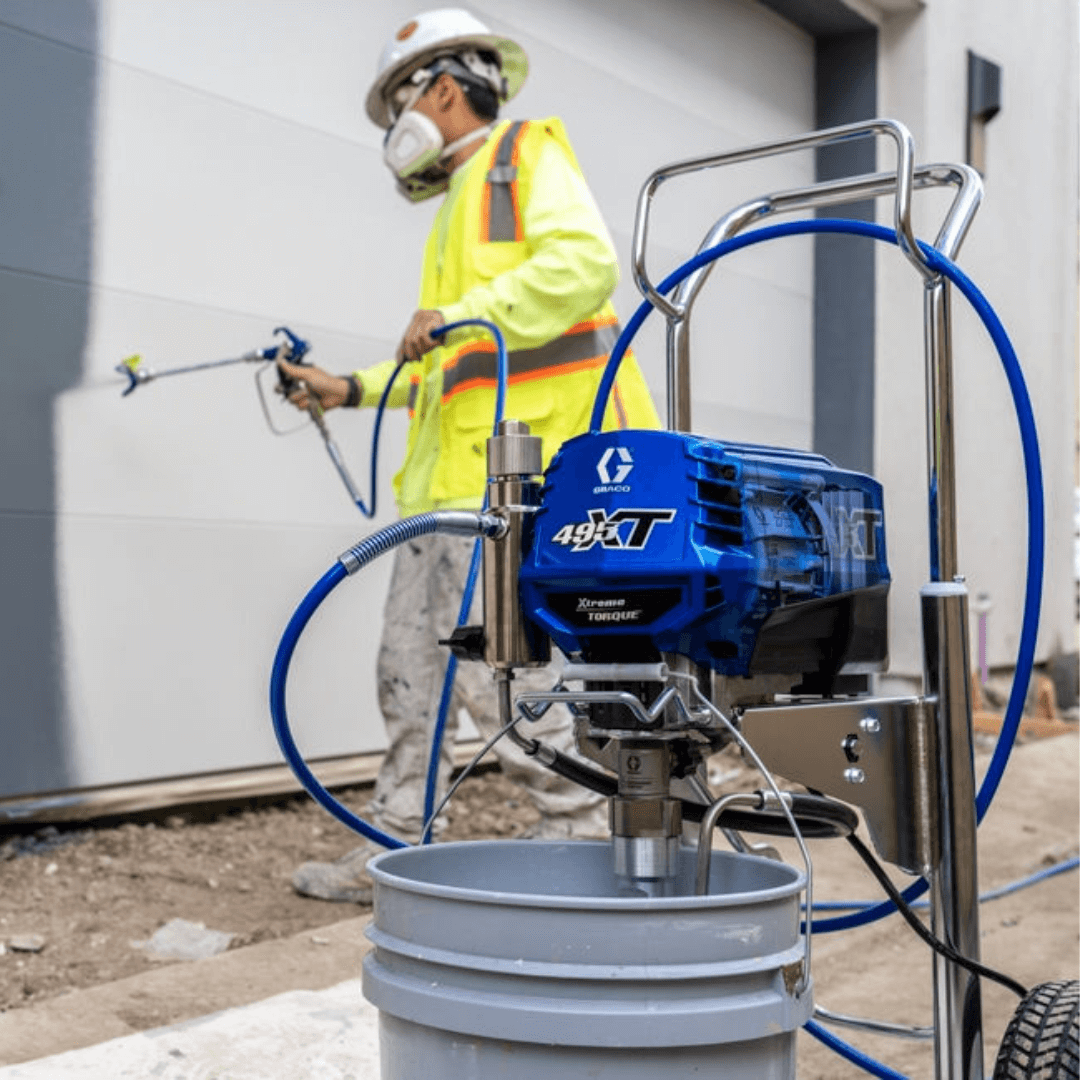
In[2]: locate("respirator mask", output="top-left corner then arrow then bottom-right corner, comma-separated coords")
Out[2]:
382,64 -> 495,202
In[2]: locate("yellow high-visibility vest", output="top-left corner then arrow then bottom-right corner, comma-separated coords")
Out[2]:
360,117 -> 659,514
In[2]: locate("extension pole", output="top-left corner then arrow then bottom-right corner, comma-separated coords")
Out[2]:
923,277 -> 984,1080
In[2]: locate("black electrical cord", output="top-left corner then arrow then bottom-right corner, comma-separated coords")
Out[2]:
545,750 -> 617,796
537,728 -> 1027,998
702,793 -> 858,839
846,832 -> 1029,999
524,735 -> 858,840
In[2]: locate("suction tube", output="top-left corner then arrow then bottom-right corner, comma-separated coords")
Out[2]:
589,218 -> 1044,935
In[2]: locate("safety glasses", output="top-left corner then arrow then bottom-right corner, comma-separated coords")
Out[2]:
385,69 -> 433,126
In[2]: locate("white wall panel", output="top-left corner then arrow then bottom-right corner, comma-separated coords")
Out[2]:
89,62 -> 424,339
3,0 -> 817,794
99,0 -> 385,148
57,514 -> 393,784
878,0 -> 1078,675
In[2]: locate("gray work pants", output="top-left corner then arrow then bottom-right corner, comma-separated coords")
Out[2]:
365,531 -> 604,842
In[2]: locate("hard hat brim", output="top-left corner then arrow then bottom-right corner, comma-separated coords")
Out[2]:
366,34 -> 528,129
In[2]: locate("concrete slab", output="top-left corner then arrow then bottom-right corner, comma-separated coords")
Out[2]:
0,915 -> 373,1067
0,978 -> 378,1079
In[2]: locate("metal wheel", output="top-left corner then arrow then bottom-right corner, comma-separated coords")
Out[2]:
993,980 -> 1079,1079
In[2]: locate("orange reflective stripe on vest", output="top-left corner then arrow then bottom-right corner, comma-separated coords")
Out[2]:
482,121 -> 529,243
440,317 -> 620,402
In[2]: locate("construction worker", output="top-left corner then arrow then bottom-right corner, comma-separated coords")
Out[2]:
279,8 -> 659,903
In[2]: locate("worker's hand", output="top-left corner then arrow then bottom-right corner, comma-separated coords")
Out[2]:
396,309 -> 445,365
276,360 -> 352,411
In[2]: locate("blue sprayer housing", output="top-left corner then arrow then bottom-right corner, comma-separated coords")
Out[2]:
518,430 -> 890,680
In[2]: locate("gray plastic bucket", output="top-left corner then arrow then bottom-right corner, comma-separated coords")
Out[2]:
363,839 -> 811,1079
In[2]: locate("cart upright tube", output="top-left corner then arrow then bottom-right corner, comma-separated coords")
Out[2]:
924,273 -> 985,1080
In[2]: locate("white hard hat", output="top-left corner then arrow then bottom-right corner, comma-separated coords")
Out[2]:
366,8 -> 528,129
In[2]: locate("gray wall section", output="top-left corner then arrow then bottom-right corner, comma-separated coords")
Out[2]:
812,29 -> 878,474
757,2 -> 880,473
0,6 -> 98,794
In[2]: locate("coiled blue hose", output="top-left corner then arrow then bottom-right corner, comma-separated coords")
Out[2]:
590,218 -> 1044,939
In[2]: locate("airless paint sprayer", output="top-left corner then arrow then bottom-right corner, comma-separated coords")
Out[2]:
203,120 -> 1076,1079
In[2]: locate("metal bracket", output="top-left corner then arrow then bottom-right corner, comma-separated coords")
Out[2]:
740,696 -> 939,875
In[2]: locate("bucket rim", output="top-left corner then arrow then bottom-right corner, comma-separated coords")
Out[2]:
367,839 -> 806,911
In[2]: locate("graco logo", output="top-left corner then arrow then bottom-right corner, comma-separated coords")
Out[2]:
596,446 -> 633,485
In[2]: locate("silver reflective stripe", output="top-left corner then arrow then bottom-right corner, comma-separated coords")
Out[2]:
442,323 -> 619,400
487,164 -> 518,184
485,121 -> 526,242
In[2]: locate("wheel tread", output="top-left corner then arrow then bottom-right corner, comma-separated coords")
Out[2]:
993,980 -> 1080,1080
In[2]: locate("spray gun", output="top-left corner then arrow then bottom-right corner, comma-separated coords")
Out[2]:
116,325 -> 310,397
116,326 -> 384,517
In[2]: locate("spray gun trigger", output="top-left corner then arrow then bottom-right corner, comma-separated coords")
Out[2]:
270,326 -> 312,394
272,326 -> 310,363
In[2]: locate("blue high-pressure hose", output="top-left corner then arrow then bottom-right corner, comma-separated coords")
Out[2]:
329,319 -> 499,831
422,541 -> 482,840
810,856 -> 1080,913
270,318 -> 506,850
351,357 -> 408,518
803,1018 -> 910,1080
271,223 -> 1044,1080
356,314 -> 507,518
418,319 -> 506,839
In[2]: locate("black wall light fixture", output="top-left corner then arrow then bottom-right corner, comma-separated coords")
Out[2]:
967,50 -> 1002,176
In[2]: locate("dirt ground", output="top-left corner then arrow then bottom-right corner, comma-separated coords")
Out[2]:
0,766 -> 540,1015
0,729 -> 1076,1078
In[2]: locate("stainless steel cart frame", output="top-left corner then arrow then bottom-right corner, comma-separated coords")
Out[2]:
630,118 -> 987,1080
